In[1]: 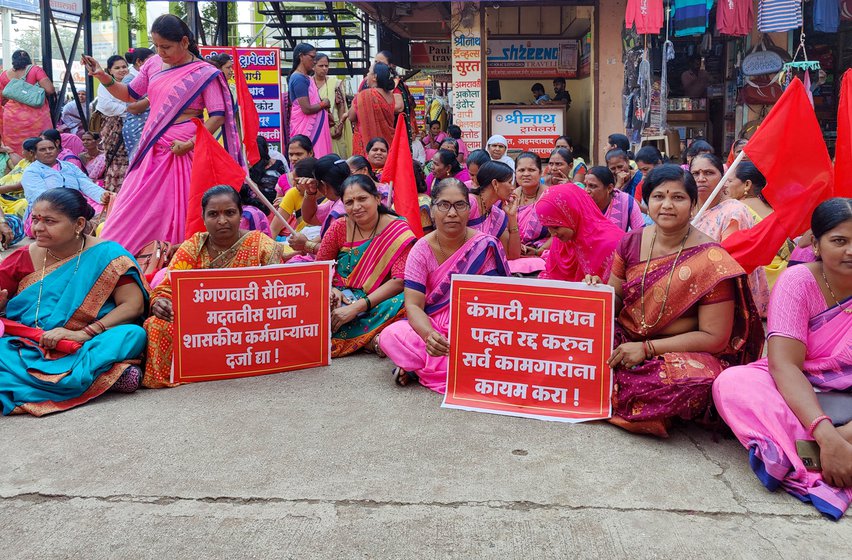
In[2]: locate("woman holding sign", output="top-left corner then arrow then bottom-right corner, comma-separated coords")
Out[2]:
143,186 -> 284,389
0,189 -> 148,415
588,165 -> 764,437
316,175 -> 416,357
379,179 -> 510,391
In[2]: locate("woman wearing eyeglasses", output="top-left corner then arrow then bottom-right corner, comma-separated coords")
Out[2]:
379,178 -> 510,391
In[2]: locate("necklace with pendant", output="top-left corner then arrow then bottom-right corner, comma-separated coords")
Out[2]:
821,266 -> 852,314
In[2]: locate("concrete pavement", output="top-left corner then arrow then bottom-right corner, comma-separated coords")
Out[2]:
0,353 -> 848,559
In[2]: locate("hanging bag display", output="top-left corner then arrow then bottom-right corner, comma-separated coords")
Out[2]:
1,65 -> 46,108
741,35 -> 787,77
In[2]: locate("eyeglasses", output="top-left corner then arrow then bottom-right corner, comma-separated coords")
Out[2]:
433,200 -> 471,213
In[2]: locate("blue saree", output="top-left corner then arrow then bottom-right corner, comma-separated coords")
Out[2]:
0,241 -> 148,416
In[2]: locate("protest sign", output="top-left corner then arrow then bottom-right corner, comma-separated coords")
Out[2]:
443,275 -> 614,423
171,262 -> 332,383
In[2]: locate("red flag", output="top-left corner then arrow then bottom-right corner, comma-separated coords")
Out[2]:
723,78 -> 833,273
381,113 -> 425,238
231,48 -> 261,166
832,69 -> 852,198
186,118 -> 247,237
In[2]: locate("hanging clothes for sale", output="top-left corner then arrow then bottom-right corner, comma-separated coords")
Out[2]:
625,0 -> 665,34
672,0 -> 715,37
716,0 -> 754,36
813,0 -> 841,33
757,0 -> 803,32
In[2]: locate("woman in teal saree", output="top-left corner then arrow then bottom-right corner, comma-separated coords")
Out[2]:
0,189 -> 148,416
316,175 -> 416,357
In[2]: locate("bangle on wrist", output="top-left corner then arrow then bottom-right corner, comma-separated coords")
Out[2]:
101,74 -> 116,87
807,415 -> 832,438
362,295 -> 372,312
508,227 -> 519,234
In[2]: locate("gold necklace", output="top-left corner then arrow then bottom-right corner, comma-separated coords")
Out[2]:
34,236 -> 85,328
639,226 -> 691,333
520,185 -> 540,205
350,217 -> 380,257
820,266 -> 852,314
436,230 -> 468,261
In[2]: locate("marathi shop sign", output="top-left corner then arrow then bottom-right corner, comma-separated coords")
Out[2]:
451,2 -> 484,147
411,42 -> 452,70
487,39 -> 579,79
490,106 -> 564,157
200,47 -> 284,149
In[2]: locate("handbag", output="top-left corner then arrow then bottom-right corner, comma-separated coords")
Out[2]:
741,36 -> 787,77
740,73 -> 784,106
1,66 -> 46,108
134,240 -> 177,277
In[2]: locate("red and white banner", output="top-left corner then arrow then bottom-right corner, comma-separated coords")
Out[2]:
443,276 -> 615,422
490,106 -> 565,157
171,262 -> 332,383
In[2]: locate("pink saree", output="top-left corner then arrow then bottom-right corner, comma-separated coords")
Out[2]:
509,202 -> 547,275
714,266 -> 852,520
379,232 -> 510,393
100,57 -> 242,254
288,73 -> 333,158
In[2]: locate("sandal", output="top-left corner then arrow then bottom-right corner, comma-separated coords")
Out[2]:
392,366 -> 417,387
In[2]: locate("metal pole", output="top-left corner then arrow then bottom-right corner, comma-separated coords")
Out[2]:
83,0 -> 94,122
39,0 -> 53,80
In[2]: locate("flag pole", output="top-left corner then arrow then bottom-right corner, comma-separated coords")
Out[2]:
692,150 -> 745,225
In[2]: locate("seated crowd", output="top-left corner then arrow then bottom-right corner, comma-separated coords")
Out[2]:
0,60 -> 849,517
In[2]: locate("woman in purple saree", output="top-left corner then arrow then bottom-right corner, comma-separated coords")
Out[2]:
379,179 -> 510,392
82,15 -> 242,254
714,199 -> 852,520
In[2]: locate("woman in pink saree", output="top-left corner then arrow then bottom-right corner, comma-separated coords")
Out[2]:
535,183 -> 625,282
83,15 -> 242,255
288,43 -> 333,159
714,199 -> 852,520
583,166 -> 645,232
379,179 -> 510,392
511,152 -> 549,274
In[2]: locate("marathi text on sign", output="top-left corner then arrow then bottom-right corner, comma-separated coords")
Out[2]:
443,275 -> 615,423
171,262 -> 332,383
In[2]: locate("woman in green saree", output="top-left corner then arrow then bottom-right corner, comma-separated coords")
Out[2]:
316,174 -> 416,357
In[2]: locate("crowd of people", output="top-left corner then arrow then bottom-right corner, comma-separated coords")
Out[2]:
0,15 -> 849,520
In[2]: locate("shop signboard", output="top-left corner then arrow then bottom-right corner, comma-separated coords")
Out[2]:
411,42 -> 452,70
451,3 -> 484,147
490,106 -> 564,157
487,39 -> 579,79
200,46 -> 283,150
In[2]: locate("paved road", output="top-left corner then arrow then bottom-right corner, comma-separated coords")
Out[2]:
0,353 -> 848,559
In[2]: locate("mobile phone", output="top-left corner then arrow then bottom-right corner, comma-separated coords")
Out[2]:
796,440 -> 822,472
340,288 -> 357,304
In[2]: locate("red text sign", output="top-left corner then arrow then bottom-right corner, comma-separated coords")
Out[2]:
443,275 -> 614,422
171,262 -> 331,383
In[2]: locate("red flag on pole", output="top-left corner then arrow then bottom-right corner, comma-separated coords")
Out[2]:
231,48 -> 261,166
381,113 -> 425,238
832,69 -> 852,198
185,118 -> 248,238
722,78 -> 834,273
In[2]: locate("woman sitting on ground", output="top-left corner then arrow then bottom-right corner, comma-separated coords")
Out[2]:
554,135 -> 587,183
421,120 -> 446,162
316,175 -> 416,357
277,135 -> 314,195
485,135 -> 514,170
79,131 -> 106,183
0,189 -> 148,414
143,185 -> 284,388
426,149 -> 470,194
447,125 -> 468,163
288,155 -> 351,259
713,198 -> 852,520
511,152 -> 549,274
464,149 -> 490,189
587,165 -> 763,437
725,162 -> 791,288
535,182 -> 624,282
584,165 -> 644,232
691,153 -> 769,317
271,158 -> 317,236
22,137 -> 110,237
470,161 -> 520,260
543,147 -> 574,187
365,137 -> 389,180
607,149 -> 642,199
0,137 -> 37,219
379,178 -> 510,391
41,129 -> 84,171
